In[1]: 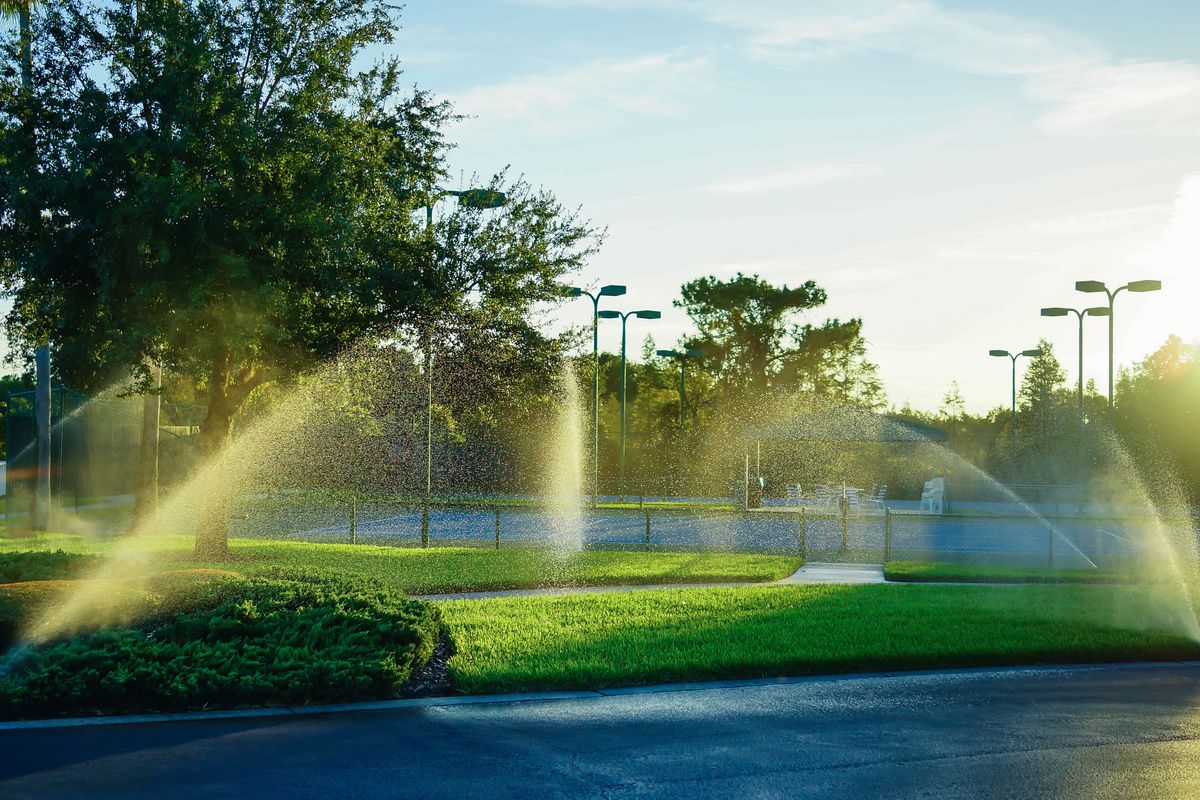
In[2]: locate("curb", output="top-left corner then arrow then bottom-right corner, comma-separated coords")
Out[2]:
2,660 -> 1198,733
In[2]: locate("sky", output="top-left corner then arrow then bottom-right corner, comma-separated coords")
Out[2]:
392,0 -> 1200,413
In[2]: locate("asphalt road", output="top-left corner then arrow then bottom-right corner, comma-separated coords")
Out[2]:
3,663 -> 1200,799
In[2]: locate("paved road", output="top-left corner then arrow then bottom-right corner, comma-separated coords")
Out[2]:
4,663 -> 1200,799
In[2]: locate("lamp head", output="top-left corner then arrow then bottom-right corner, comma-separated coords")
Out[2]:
989,350 -> 1010,357
656,349 -> 679,358
455,188 -> 507,209
1075,280 -> 1106,293
1085,306 -> 1110,317
1021,349 -> 1043,358
597,310 -> 620,320
1040,307 -> 1069,317
635,310 -> 661,320
599,284 -> 627,297
1127,279 -> 1161,293
685,348 -> 705,357
567,287 -> 583,297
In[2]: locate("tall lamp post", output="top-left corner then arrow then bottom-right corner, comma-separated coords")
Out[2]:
420,187 -> 506,546
989,347 -> 1043,476
1074,279 -> 1161,412
598,308 -> 661,499
655,348 -> 704,430
568,284 -> 627,505
1040,306 -> 1109,512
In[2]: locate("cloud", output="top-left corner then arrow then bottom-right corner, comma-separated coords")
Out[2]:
450,53 -> 710,138
510,0 -> 1200,138
705,161 -> 880,194
1028,61 -> 1200,137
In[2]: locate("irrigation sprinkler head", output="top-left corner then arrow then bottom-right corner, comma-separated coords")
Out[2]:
597,310 -> 621,319
635,310 -> 662,320
989,350 -> 1010,357
1127,279 -> 1162,293
1085,306 -> 1111,316
1040,307 -> 1069,317
1075,280 -> 1107,293
599,284 -> 627,297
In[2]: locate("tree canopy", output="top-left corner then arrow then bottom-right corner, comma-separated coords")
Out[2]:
675,272 -> 882,410
0,0 -> 600,555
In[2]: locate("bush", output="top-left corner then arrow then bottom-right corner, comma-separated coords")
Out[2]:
0,580 -> 157,652
0,550 -> 103,583
0,568 -> 441,719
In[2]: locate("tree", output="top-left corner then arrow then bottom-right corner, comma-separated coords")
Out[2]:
1115,335 -> 1200,500
0,0 -> 600,556
675,273 -> 883,410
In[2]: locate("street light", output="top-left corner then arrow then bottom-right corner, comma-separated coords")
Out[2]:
655,348 -> 704,430
989,348 -> 1043,456
1040,306 -> 1109,512
1075,278 -> 1161,411
568,284 -> 627,504
599,308 -> 661,499
420,187 -> 508,546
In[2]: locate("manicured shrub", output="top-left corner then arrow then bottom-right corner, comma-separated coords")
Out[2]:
0,569 -> 441,719
0,550 -> 103,583
0,580 -> 157,652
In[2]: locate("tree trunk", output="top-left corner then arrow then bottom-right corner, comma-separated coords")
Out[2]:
133,362 -> 162,526
195,361 -> 237,560
195,403 -> 234,559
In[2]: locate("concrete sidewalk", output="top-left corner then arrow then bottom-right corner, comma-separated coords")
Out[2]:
415,561 -> 887,600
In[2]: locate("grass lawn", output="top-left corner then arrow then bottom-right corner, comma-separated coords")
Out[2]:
0,535 -> 801,594
883,561 -> 1152,584
439,583 -> 1200,693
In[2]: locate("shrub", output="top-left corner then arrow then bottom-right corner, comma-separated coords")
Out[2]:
0,580 -> 157,652
0,569 -> 441,719
0,550 -> 103,583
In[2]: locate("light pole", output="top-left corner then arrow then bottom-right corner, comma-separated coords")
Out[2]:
989,348 -> 1043,476
1040,306 -> 1109,512
1074,279 -> 1161,412
568,284 -> 627,505
599,308 -> 660,500
655,348 -> 704,430
420,187 -> 507,546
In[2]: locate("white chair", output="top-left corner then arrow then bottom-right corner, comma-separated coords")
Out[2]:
920,477 -> 945,514
865,484 -> 887,512
844,487 -> 862,517
812,484 -> 834,510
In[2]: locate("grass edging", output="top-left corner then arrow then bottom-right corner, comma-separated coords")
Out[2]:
883,561 -> 1147,585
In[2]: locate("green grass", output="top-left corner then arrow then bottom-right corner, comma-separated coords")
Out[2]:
188,541 -> 800,594
0,535 -> 801,594
439,583 -> 1200,693
884,561 -> 1150,584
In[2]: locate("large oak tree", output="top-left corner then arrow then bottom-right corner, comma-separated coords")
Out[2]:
0,0 -> 599,556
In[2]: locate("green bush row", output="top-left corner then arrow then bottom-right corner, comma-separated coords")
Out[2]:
0,550 -> 103,583
0,568 -> 441,719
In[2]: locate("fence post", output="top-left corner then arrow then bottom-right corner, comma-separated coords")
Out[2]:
495,508 -> 501,550
1047,522 -> 1054,568
884,507 -> 892,563
350,495 -> 358,545
644,508 -> 651,551
840,495 -> 849,552
798,508 -> 807,560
